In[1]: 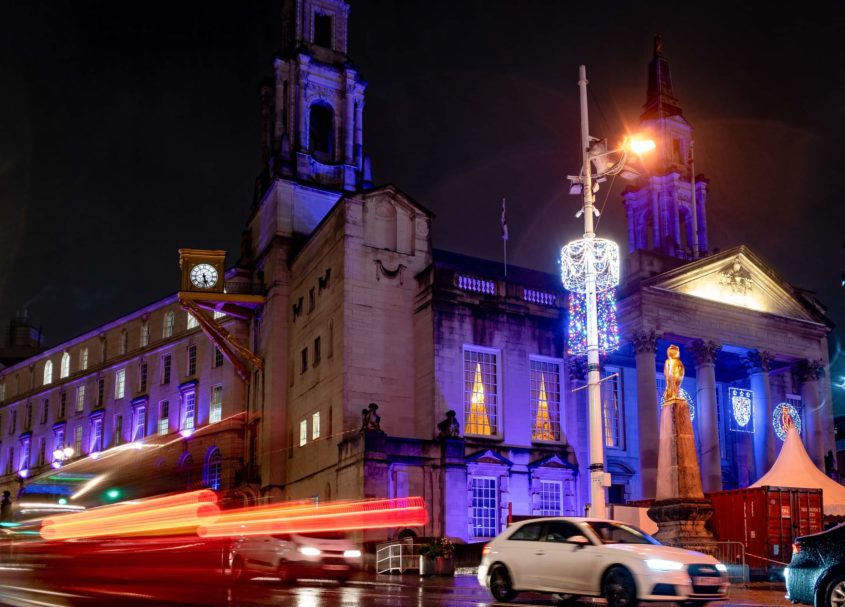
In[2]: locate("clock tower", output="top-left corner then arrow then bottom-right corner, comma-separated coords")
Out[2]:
622,36 -> 709,273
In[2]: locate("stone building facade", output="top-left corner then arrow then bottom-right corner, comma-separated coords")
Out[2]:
0,2 -> 836,546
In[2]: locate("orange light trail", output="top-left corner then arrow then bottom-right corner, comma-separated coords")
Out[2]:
197,496 -> 428,538
41,490 -> 219,540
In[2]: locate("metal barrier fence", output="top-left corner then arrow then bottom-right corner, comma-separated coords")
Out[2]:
662,539 -> 749,585
375,541 -> 421,574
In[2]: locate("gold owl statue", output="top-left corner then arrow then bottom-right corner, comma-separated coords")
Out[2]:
663,344 -> 684,400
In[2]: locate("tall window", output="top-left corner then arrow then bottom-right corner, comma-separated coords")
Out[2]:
8,410 -> 16,435
187,313 -> 198,330
90,417 -> 103,453
301,348 -> 308,374
539,480 -> 563,516
43,360 -> 53,385
313,337 -> 321,366
163,311 -> 175,338
299,419 -> 307,447
19,437 -> 31,473
25,403 -> 32,430
74,426 -> 83,455
5,447 -> 13,475
210,385 -> 223,424
463,347 -> 499,436
308,103 -> 334,158
182,391 -> 196,432
113,415 -> 123,446
214,348 -> 224,368
187,345 -> 197,376
60,352 -> 71,378
37,437 -> 46,467
41,399 -> 49,425
80,347 -> 89,371
120,330 -> 129,355
133,405 -> 146,441
53,427 -> 65,454
530,358 -> 562,442
162,354 -> 172,385
312,412 -> 321,440
204,447 -> 222,491
140,320 -> 150,347
60,391 -> 67,418
158,400 -> 170,436
0,382 -> 4,401
139,362 -> 148,393
313,12 -> 332,48
115,368 -> 126,399
602,366 -> 625,449
470,477 -> 498,537
97,379 -> 105,408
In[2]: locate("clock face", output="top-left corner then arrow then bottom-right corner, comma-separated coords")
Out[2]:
190,263 -> 219,289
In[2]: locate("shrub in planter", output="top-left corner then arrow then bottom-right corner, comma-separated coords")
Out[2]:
418,538 -> 455,576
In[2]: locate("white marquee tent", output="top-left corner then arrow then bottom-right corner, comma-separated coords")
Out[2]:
751,426 -> 845,516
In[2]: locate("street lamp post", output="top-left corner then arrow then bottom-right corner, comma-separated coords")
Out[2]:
562,65 -> 653,518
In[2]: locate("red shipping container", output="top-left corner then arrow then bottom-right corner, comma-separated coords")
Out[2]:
707,486 -> 823,577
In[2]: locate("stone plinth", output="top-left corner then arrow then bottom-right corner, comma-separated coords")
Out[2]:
648,396 -> 714,546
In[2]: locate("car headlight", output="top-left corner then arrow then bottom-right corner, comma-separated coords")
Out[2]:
645,558 -> 685,571
715,563 -> 727,573
343,549 -> 362,558
298,546 -> 321,556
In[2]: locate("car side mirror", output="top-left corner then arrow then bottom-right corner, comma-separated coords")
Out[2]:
568,535 -> 590,548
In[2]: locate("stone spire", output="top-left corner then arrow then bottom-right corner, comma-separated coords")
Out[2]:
641,35 -> 685,121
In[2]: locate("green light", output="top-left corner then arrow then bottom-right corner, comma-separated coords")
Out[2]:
58,498 -> 68,505
105,488 -> 122,501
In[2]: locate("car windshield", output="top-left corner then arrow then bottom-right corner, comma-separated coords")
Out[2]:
584,521 -> 659,545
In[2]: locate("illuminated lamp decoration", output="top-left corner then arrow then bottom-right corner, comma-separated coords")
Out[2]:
773,402 -> 802,441
729,387 -> 754,433
660,388 -> 696,422
468,363 -> 491,435
566,289 -> 620,356
560,238 -> 620,294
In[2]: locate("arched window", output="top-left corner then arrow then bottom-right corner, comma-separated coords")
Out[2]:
140,320 -> 150,347
43,361 -> 53,385
60,352 -> 71,378
204,447 -> 222,491
178,452 -> 194,489
186,313 -> 198,330
309,103 -> 334,159
120,330 -> 129,355
163,311 -> 175,339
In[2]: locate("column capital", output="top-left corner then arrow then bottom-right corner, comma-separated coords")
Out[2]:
690,339 -> 721,366
744,350 -> 774,374
631,329 -> 659,354
796,358 -> 825,383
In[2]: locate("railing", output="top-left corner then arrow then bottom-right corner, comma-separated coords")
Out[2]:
523,288 -> 557,306
456,275 -> 496,295
664,539 -> 749,585
375,541 -> 421,574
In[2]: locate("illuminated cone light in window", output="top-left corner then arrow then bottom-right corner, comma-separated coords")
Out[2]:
469,363 -> 491,435
534,373 -> 554,440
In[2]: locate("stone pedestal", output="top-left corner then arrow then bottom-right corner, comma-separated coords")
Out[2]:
648,396 -> 714,546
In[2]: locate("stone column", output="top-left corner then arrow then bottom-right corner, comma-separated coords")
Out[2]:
746,350 -> 774,481
797,359 -> 826,469
691,339 -> 722,493
633,330 -> 659,500
343,74 -> 355,165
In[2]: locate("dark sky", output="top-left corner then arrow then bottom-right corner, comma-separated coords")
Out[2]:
1,1 -> 843,373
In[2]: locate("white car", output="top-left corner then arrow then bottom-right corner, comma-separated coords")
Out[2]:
478,517 -> 728,607
229,531 -> 362,583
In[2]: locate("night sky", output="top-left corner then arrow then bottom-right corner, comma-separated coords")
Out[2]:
1,2 -> 843,388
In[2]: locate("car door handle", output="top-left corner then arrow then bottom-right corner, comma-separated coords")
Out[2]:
534,551 -> 545,555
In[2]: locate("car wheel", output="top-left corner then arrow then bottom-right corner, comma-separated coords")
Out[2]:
230,555 -> 246,583
826,574 -> 845,607
488,564 -> 517,602
680,601 -> 710,607
603,566 -> 638,607
277,561 -> 292,585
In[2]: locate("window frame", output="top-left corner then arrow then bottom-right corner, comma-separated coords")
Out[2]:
210,385 -> 223,424
462,345 -> 502,438
299,419 -> 308,447
602,365 -> 626,450
538,480 -> 564,516
470,475 -> 498,538
115,368 -> 126,399
529,356 -> 564,443
158,400 -> 170,436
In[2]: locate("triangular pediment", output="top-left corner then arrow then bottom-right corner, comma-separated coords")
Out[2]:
528,454 -> 575,470
646,246 -> 819,322
466,449 -> 512,467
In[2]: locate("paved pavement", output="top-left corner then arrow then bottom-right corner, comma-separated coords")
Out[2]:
367,571 -> 796,606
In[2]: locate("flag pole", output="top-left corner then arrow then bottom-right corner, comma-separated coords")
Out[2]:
501,197 -> 508,278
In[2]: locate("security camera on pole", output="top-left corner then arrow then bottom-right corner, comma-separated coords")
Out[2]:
561,65 -> 654,518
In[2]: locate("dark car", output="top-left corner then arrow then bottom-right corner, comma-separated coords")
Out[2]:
786,523 -> 845,606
